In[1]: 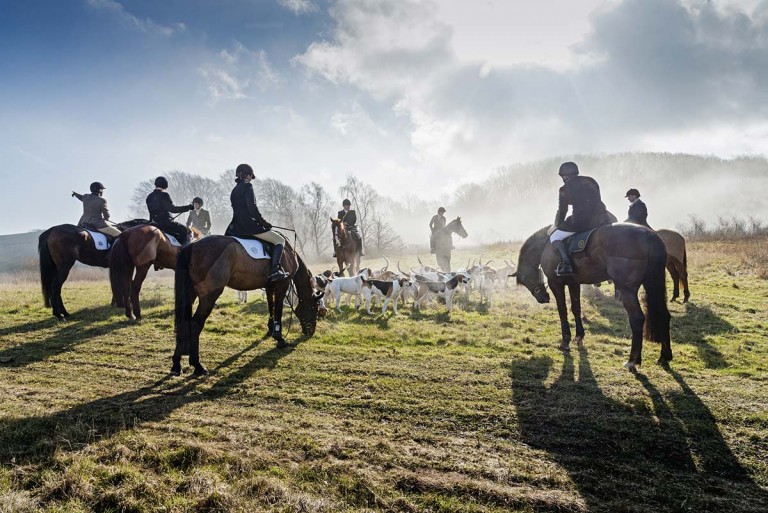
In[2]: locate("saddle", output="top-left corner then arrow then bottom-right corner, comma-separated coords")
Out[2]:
81,225 -> 113,250
565,227 -> 598,255
226,234 -> 274,258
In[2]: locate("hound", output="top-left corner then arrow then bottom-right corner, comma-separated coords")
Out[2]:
360,277 -> 411,314
414,274 -> 469,312
327,269 -> 371,311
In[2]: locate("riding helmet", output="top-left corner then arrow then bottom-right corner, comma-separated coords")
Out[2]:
235,164 -> 255,180
342,198 -> 351,206
89,182 -> 106,193
154,176 -> 169,189
625,188 -> 640,198
193,196 -> 204,207
558,162 -> 579,177
438,206 -> 446,214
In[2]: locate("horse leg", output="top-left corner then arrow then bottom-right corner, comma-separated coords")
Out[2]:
130,264 -> 151,322
53,261 -> 75,319
667,260 -> 680,302
271,280 -> 290,348
188,289 -> 223,376
551,282 -> 571,350
265,284 -> 276,338
568,283 -> 585,347
617,285 -> 645,370
680,259 -> 690,303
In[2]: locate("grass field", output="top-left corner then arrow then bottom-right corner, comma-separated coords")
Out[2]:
1,241 -> 767,512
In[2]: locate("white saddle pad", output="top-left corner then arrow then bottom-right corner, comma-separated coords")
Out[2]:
164,232 -> 182,247
232,237 -> 270,259
85,230 -> 110,250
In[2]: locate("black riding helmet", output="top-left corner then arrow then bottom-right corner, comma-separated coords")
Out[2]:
90,182 -> 106,193
625,188 -> 640,198
235,163 -> 255,180
558,162 -> 579,177
192,196 -> 204,207
438,206 -> 446,214
342,198 -> 351,206
155,176 -> 169,189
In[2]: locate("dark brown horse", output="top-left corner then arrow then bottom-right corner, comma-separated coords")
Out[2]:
109,225 -> 182,322
172,236 -> 322,376
331,217 -> 360,276
38,222 -> 139,319
434,217 -> 469,271
515,224 -> 671,370
657,229 -> 689,302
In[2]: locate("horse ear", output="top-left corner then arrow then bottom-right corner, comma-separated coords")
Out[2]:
510,271 -> 518,277
330,216 -> 335,222
457,216 -> 462,221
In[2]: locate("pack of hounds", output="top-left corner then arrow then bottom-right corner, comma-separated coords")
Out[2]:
237,256 -> 517,314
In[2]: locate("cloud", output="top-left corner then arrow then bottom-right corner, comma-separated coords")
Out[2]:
199,42 -> 281,103
295,0 -> 768,173
85,0 -> 183,36
277,0 -> 318,15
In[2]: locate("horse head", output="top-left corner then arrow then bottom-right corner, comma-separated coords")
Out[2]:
451,217 -> 468,238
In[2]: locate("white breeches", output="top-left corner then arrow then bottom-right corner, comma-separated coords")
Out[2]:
549,230 -> 576,243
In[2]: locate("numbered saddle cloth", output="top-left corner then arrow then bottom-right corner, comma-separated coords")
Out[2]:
231,237 -> 270,259
84,229 -> 111,250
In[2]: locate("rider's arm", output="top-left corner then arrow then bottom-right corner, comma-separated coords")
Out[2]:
72,192 -> 84,201
554,188 -> 568,226
101,199 -> 111,221
163,193 -> 194,214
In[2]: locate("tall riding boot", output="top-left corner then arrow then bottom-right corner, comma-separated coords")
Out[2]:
268,244 -> 289,282
552,240 -> 574,276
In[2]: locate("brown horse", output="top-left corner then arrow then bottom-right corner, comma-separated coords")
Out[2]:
331,217 -> 360,276
657,229 -> 689,302
109,225 -> 182,321
515,224 -> 671,370
38,222 -> 140,319
172,236 -> 322,376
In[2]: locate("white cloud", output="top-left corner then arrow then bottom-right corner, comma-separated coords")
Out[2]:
199,42 -> 281,103
277,0 -> 318,15
86,0 -> 183,36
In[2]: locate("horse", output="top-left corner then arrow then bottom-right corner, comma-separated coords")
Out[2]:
434,217 -> 469,271
656,229 -> 689,302
331,217 -> 360,276
109,224 -> 182,322
514,224 -> 672,370
38,222 -> 140,319
172,236 -> 322,376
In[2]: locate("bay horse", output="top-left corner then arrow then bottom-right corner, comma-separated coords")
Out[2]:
109,225 -> 182,322
434,217 -> 468,271
172,236 -> 322,376
38,222 -> 140,319
514,224 -> 671,370
331,217 -> 360,276
657,229 -> 689,302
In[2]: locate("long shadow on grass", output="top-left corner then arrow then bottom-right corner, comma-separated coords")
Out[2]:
0,306 -> 126,368
510,349 -> 768,512
0,342 -> 293,465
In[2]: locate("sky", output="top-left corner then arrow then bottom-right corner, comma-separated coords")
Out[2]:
1,0 -> 768,234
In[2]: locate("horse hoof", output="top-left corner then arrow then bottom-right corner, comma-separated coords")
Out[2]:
192,365 -> 209,376
683,297 -> 690,303
574,336 -> 584,347
559,342 -> 571,351
275,338 -> 288,349
623,361 -> 638,371
656,358 -> 671,368
170,366 -> 182,377
670,297 -> 678,303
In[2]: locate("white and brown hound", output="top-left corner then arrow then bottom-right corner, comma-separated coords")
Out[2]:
360,277 -> 411,314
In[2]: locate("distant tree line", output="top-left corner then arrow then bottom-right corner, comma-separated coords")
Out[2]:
130,171 -> 404,259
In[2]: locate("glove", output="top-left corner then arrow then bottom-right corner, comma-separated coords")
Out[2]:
71,191 -> 76,197
188,204 -> 194,211
263,221 -> 273,230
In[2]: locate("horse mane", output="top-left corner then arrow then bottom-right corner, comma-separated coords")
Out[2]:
289,243 -> 314,298
517,226 -> 550,278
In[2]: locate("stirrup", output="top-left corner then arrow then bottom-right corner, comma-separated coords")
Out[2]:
555,263 -> 574,277
268,269 -> 289,282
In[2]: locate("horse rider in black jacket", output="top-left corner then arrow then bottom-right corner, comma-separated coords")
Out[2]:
429,206 -> 447,254
334,199 -> 364,256
548,162 -> 610,276
624,188 -> 651,229
225,164 -> 288,282
146,176 -> 194,245
71,181 -> 122,237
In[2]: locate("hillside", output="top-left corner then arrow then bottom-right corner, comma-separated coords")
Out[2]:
0,230 -> 41,274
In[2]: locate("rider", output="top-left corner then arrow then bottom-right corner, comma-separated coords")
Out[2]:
71,182 -> 121,237
146,176 -> 194,245
549,162 -> 609,276
225,163 -> 288,282
334,199 -> 364,257
429,207 -> 447,254
624,188 -> 651,229
186,196 -> 212,237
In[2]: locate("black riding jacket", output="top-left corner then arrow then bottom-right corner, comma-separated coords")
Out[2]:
146,190 -> 192,225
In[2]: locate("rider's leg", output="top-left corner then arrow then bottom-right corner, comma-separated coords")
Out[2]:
550,230 -> 576,276
255,230 -> 289,282
98,226 -> 121,237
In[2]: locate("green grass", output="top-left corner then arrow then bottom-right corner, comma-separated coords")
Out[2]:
1,243 -> 767,512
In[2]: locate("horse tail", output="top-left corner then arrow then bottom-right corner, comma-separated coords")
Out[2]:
108,235 -> 133,309
38,228 -> 56,307
642,232 -> 671,344
174,244 -> 196,355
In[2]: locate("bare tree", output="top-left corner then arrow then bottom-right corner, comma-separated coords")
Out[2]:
339,175 -> 379,246
298,182 -> 333,258
367,215 -> 405,256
